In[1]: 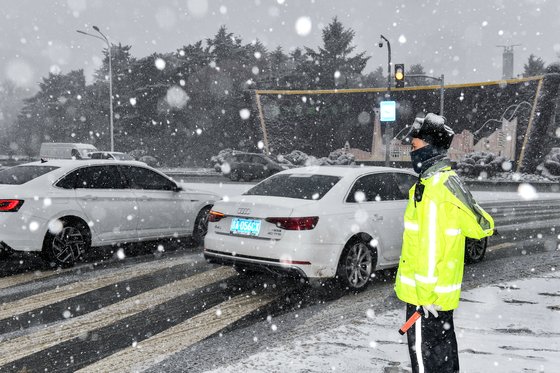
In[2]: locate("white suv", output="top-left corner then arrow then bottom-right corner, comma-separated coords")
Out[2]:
0,160 -> 218,266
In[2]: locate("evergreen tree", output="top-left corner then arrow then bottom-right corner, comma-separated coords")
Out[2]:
406,63 -> 429,86
15,70 -> 88,155
361,66 -> 385,88
523,54 -> 546,77
300,17 -> 369,89
0,81 -> 31,156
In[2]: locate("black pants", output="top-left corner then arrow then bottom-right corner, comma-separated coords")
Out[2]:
405,303 -> 459,373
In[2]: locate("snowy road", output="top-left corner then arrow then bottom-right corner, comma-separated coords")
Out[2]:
0,185 -> 558,372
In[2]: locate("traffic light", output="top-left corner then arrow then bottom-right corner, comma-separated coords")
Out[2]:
395,63 -> 405,88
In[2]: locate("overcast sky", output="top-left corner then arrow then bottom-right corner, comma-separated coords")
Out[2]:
2,0 -> 560,90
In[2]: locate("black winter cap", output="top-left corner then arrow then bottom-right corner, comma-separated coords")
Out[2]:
401,113 -> 455,150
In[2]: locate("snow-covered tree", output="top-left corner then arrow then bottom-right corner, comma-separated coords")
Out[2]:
406,64 -> 429,86
299,17 -> 369,89
523,54 -> 546,77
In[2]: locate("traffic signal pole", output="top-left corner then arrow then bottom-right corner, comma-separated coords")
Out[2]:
379,35 -> 392,167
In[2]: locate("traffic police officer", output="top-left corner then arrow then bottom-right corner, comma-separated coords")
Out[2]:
395,113 -> 495,373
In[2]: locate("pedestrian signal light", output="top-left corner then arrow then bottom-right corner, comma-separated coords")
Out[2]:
395,63 -> 405,88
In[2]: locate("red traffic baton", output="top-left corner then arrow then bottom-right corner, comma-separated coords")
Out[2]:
398,309 -> 423,335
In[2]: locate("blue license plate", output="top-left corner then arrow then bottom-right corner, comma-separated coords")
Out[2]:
230,218 -> 261,236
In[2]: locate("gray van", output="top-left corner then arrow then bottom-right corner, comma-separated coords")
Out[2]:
39,143 -> 98,160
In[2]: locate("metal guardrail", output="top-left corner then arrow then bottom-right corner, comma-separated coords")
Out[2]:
464,179 -> 560,192
161,169 -> 560,192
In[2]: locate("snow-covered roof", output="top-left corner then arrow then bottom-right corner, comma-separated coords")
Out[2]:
22,159 -> 147,170
281,165 -> 415,178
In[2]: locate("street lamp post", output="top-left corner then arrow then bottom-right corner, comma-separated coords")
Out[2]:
77,26 -> 114,151
378,35 -> 392,166
378,34 -> 392,94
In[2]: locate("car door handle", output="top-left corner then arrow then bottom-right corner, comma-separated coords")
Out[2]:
372,214 -> 384,221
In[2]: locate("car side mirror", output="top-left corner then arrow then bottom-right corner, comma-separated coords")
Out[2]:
173,183 -> 183,192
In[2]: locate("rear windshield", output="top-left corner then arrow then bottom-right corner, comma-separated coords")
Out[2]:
244,174 -> 341,200
0,165 -> 59,185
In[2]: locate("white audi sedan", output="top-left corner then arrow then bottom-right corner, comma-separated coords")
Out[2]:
204,166 -> 487,291
0,160 -> 218,266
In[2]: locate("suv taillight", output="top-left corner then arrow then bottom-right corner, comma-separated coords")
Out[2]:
0,199 -> 24,212
265,216 -> 319,230
208,210 -> 225,222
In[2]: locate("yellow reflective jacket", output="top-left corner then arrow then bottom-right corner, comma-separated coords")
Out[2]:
394,159 -> 494,311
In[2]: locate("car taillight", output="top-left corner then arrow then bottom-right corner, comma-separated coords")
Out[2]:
265,216 -> 319,230
208,210 -> 225,222
0,199 -> 24,212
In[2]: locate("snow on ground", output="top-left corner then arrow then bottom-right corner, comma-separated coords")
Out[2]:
205,271 -> 560,373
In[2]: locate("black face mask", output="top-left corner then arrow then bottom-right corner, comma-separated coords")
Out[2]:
410,145 -> 440,174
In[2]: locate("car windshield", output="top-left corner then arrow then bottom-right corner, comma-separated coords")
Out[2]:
0,165 -> 59,185
244,173 -> 341,200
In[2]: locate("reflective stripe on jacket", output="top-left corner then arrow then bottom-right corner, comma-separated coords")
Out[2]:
394,161 -> 494,311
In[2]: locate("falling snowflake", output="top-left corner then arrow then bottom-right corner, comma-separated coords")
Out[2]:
155,58 -> 166,70
239,108 -> 251,120
295,17 -> 312,36
518,183 -> 537,201
166,86 -> 189,109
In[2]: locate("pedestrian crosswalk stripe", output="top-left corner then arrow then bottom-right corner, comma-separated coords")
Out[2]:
0,255 -> 198,320
0,267 -> 74,291
76,292 -> 276,372
0,266 -> 236,366
487,242 -> 517,252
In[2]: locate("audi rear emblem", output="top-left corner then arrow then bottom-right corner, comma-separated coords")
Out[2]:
237,208 -> 251,215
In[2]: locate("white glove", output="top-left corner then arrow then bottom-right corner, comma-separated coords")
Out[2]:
422,304 -> 442,318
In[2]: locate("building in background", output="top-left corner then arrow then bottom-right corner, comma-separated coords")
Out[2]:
497,44 -> 520,80
343,112 -> 518,164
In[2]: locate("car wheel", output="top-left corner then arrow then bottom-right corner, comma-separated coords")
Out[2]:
229,169 -> 240,181
192,206 -> 211,246
43,219 -> 91,267
336,239 -> 375,291
465,237 -> 488,264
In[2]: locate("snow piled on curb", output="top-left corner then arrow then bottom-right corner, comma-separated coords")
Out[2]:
205,272 -> 560,373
